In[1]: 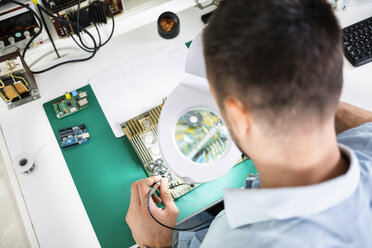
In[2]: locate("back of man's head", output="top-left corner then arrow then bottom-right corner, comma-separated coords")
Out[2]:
203,0 -> 343,131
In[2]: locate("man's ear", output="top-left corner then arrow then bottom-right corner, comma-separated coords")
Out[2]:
224,98 -> 251,137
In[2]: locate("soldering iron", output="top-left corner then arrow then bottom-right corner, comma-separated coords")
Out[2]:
147,177 -> 214,231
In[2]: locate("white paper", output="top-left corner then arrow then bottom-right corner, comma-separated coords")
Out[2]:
89,43 -> 188,137
185,30 -> 207,79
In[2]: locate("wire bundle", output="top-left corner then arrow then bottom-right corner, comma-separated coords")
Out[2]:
5,0 -> 115,74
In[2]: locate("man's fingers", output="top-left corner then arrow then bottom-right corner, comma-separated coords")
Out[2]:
152,194 -> 161,204
159,178 -> 177,211
142,175 -> 162,186
138,176 -> 162,206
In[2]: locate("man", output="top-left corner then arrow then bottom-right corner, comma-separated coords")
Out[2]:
126,0 -> 372,247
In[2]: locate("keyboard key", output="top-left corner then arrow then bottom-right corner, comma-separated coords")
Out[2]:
343,16 -> 372,67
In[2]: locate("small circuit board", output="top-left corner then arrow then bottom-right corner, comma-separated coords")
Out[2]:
59,124 -> 90,149
53,90 -> 89,119
122,102 -> 200,199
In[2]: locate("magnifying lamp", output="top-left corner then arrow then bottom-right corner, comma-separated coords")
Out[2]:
158,31 -> 241,183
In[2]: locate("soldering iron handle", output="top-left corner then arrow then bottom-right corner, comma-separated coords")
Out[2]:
149,181 -> 161,195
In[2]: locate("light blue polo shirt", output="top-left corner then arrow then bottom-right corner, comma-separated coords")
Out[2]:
178,122 -> 372,248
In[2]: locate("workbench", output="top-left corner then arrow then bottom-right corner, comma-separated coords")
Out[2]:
0,2 -> 372,248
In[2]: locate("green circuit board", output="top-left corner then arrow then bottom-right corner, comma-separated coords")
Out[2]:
175,109 -> 229,163
122,103 -> 200,199
53,90 -> 89,119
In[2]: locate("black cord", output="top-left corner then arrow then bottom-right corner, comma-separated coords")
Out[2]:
34,0 -> 115,73
6,0 -> 97,74
5,0 -> 115,74
31,5 -> 98,74
75,0 -> 95,51
67,30 -> 94,53
95,1 -> 114,47
54,1 -> 113,52
37,4 -> 97,46
93,22 -> 102,47
42,0 -> 95,52
53,9 -> 94,53
5,0 -> 43,59
147,191 -> 215,231
37,5 -> 60,58
74,0 -> 114,50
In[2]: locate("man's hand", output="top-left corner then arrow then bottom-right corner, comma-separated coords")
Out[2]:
126,176 -> 179,248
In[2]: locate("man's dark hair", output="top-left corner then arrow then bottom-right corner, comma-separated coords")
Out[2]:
203,0 -> 343,127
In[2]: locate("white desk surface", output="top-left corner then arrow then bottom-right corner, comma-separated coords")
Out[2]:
0,3 -> 372,248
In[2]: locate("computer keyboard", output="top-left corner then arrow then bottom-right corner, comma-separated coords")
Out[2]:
343,16 -> 372,67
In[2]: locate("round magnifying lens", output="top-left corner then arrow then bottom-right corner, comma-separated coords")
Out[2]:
175,109 -> 229,163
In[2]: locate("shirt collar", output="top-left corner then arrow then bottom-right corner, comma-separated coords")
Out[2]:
224,144 -> 360,229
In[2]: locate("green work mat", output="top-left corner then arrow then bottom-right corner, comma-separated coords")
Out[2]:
43,85 -> 257,248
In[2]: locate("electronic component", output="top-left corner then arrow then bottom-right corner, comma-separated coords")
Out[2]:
41,0 -> 124,38
194,0 -> 220,10
327,0 -> 350,12
122,102 -> 200,199
53,89 -> 89,119
77,98 -> 88,107
0,51 -> 40,109
175,109 -> 229,164
0,1 -> 46,54
343,16 -> 372,67
59,124 -> 90,148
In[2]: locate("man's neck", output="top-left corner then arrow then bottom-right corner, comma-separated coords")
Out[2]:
251,126 -> 349,189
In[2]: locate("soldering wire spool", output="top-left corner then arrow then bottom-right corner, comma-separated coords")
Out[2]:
13,153 -> 35,174
157,11 -> 180,39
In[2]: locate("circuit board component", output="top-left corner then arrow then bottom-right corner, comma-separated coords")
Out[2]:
42,0 -> 124,39
59,124 -> 90,149
122,102 -> 200,199
175,109 -> 229,163
0,52 -> 40,109
53,90 -> 89,119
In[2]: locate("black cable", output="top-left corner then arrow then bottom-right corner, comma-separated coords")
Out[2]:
74,0 -> 114,50
46,0 -> 114,52
53,9 -> 94,53
37,4 -> 96,40
6,0 -> 96,73
6,0 -> 114,74
95,1 -> 114,47
26,2 -> 98,74
67,30 -> 93,53
37,5 -> 60,58
93,22 -> 102,47
5,0 -> 43,59
147,191 -> 215,231
32,50 -> 96,73
34,0 -> 118,73
75,0 -> 95,51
